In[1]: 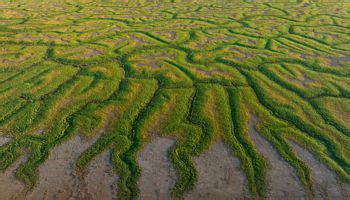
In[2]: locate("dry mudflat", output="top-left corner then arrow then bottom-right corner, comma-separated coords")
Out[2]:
185,141 -> 250,200
137,137 -> 177,200
248,116 -> 307,199
0,136 -> 118,200
2,132 -> 350,200
290,141 -> 350,200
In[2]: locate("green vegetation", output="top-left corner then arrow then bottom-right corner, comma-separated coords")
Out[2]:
0,0 -> 349,199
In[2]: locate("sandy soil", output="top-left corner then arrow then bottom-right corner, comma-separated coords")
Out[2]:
247,39 -> 256,45
79,48 -> 103,58
84,151 -> 118,200
329,57 -> 340,66
3,130 -> 349,200
289,141 -> 350,199
112,37 -> 127,46
185,141 -> 251,200
195,68 -> 223,76
299,73 -> 314,86
0,156 -> 27,200
0,136 -> 11,146
27,135 -> 118,200
136,53 -> 175,69
129,35 -> 151,46
289,72 -> 314,87
168,32 -> 176,40
137,137 -> 177,200
136,60 -> 162,69
155,31 -> 176,41
328,56 -> 350,67
0,135 -> 22,200
248,115 -> 307,199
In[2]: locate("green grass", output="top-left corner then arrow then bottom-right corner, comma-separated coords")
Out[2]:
0,0 -> 350,199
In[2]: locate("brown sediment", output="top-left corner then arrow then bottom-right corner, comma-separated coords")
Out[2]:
194,68 -> 223,76
137,137 -> 177,200
0,136 -> 11,146
248,115 -> 307,199
58,46 -> 103,59
79,48 -> 103,58
168,32 -> 176,40
289,141 -> 350,199
328,56 -> 350,67
28,135 -> 118,199
84,151 -> 118,200
136,61 -> 161,69
21,34 -> 40,41
112,37 -> 127,46
185,141 -> 250,200
36,128 -> 46,135
129,35 -> 152,46
299,73 -> 314,86
329,57 -> 340,66
247,39 -> 256,45
0,53 -> 33,66
135,53 -> 176,69
27,136 -> 94,199
0,156 -> 27,200
288,72 -> 314,87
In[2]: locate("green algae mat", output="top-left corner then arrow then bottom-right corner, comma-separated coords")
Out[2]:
0,0 -> 349,199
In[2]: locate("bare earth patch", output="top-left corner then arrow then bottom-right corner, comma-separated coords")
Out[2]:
289,141 -> 350,199
0,135 -> 20,200
135,53 -> 176,69
289,72 -> 314,87
28,135 -> 118,200
112,37 -> 127,46
299,73 -> 314,86
185,141 -> 250,200
328,56 -> 350,67
0,136 -> 11,146
79,48 -> 103,58
194,68 -> 223,76
137,137 -> 176,200
248,39 -> 256,45
248,115 -> 306,199
0,156 -> 27,200
136,61 -> 162,69
85,151 -> 118,200
129,35 -> 152,46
